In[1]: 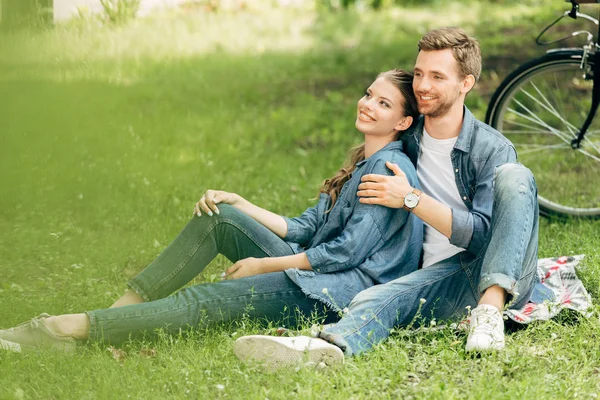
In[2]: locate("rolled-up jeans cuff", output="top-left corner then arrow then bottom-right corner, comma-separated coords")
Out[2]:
317,329 -> 353,356
85,310 -> 102,342
479,271 -> 538,310
478,272 -> 517,297
127,279 -> 152,302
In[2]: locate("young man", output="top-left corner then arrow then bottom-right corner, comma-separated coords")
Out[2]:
234,27 -> 540,367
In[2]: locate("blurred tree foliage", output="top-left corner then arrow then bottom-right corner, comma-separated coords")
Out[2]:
0,0 -> 52,28
318,0 -> 528,10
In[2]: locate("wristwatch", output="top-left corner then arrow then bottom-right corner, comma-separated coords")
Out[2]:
403,189 -> 422,212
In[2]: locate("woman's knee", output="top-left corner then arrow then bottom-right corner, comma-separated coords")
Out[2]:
193,203 -> 245,224
212,203 -> 242,219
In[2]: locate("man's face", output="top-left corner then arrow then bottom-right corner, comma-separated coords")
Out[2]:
413,49 -> 466,118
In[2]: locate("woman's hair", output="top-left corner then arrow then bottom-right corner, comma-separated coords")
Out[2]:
319,69 -> 418,211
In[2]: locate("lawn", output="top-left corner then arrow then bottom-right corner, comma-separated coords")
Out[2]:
0,1 -> 599,399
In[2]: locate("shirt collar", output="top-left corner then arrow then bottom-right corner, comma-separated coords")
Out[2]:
453,106 -> 474,153
356,140 -> 404,167
412,105 -> 474,154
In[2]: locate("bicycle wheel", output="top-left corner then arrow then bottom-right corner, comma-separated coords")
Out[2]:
486,50 -> 600,218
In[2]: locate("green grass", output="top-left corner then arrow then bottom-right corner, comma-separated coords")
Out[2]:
1,1 -> 599,398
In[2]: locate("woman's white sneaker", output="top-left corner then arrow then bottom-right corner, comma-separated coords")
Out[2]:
465,304 -> 505,352
0,338 -> 22,353
233,335 -> 344,371
0,314 -> 76,353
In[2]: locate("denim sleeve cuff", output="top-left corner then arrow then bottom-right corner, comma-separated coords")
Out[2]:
450,208 -> 473,249
304,248 -> 327,274
282,216 -> 302,243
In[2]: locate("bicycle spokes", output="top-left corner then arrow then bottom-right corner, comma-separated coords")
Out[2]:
492,59 -> 600,216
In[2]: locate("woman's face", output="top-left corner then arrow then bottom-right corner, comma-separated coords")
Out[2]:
355,77 -> 407,137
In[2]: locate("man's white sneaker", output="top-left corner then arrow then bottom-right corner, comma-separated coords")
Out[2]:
465,304 -> 505,352
233,335 -> 344,371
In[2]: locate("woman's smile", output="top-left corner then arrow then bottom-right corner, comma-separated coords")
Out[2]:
358,110 -> 376,122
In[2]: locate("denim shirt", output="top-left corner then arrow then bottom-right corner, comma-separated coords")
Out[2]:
282,141 -> 423,311
401,106 -> 517,256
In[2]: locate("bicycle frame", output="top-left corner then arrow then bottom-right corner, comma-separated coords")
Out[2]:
567,0 -> 600,149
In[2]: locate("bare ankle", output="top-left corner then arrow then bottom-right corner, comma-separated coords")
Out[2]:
110,290 -> 145,308
479,285 -> 507,311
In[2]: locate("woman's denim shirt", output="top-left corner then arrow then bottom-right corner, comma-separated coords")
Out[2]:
401,106 -> 517,256
282,141 -> 423,312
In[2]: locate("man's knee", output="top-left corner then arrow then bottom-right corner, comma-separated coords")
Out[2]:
493,163 -> 536,199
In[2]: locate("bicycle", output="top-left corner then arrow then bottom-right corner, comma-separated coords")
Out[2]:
486,0 -> 600,218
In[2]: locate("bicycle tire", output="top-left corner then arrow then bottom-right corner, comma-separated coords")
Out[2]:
486,49 -> 600,218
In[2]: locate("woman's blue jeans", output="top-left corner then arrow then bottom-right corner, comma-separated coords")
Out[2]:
318,164 -> 540,355
86,205 -> 337,345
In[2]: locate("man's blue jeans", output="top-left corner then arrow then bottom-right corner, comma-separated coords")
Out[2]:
86,205 -> 337,345
318,164 -> 540,355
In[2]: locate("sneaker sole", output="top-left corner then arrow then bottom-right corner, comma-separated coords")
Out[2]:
465,337 -> 505,352
0,338 -> 22,353
233,336 -> 343,371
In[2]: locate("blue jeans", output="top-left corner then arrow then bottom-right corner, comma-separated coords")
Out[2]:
319,164 -> 540,355
86,205 -> 337,344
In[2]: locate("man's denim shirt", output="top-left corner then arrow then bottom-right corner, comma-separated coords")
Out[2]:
402,106 -> 517,256
282,141 -> 423,311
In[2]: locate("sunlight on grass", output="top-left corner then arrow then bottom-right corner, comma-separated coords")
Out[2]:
0,1 -> 565,84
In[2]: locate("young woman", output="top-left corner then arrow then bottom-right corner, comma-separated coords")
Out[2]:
0,70 -> 423,357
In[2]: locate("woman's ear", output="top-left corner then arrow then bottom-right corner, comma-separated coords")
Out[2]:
395,116 -> 413,132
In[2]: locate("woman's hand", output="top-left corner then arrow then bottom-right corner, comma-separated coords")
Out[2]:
224,257 -> 265,280
194,190 -> 240,217
357,161 -> 412,208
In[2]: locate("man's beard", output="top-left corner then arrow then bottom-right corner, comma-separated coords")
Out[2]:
420,102 -> 452,118
418,90 -> 461,118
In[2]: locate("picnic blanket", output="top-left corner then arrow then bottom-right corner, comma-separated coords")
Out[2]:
505,254 -> 593,324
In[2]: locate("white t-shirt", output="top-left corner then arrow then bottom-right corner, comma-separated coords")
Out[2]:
417,129 -> 467,268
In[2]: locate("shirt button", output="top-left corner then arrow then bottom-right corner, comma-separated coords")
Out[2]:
463,196 -> 467,200
455,169 -> 459,173
316,268 -> 321,273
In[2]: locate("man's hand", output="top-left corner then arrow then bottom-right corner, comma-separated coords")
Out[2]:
357,161 -> 413,208
224,257 -> 265,280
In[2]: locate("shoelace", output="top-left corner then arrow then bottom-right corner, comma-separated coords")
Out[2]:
471,310 -> 501,336
30,318 -> 42,330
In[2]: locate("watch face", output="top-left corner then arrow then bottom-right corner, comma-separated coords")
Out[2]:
405,192 -> 419,208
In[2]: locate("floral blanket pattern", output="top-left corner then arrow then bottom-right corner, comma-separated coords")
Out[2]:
505,255 -> 593,324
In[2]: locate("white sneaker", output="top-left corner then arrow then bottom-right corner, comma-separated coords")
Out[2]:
233,335 -> 344,371
465,304 -> 505,352
0,313 -> 76,353
0,338 -> 22,353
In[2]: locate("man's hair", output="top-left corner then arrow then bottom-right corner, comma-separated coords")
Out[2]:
418,27 -> 482,82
